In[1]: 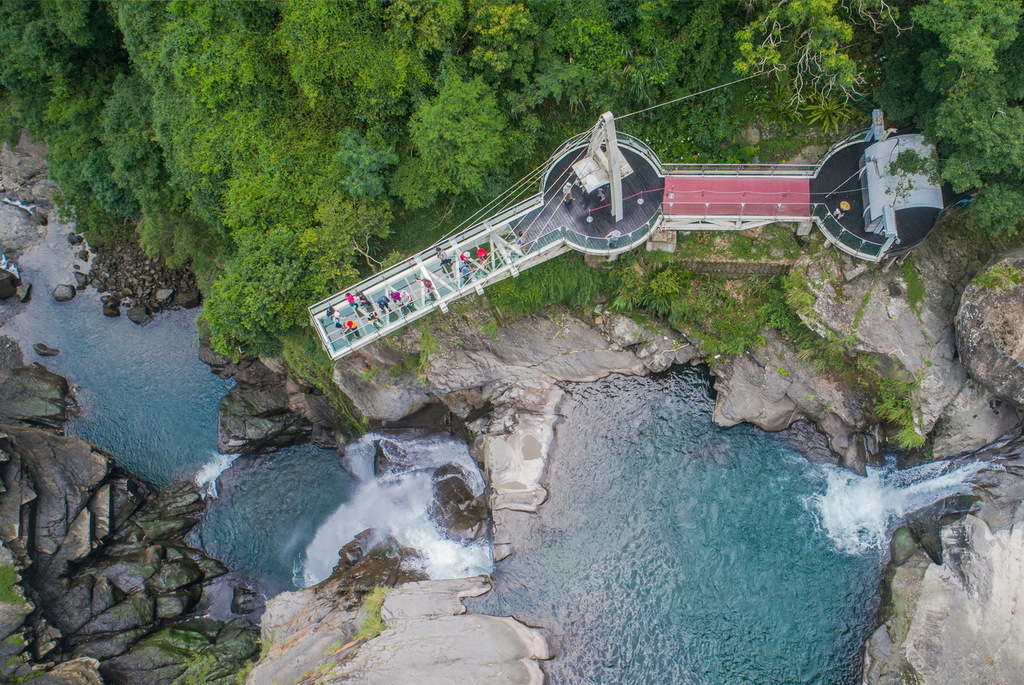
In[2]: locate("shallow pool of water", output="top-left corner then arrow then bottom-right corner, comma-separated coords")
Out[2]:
2,224 -> 350,594
472,369 -> 885,684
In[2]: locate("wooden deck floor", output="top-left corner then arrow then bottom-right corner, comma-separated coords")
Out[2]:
512,146 -> 664,241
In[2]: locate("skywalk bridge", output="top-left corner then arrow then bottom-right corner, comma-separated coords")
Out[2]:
310,111 -> 945,360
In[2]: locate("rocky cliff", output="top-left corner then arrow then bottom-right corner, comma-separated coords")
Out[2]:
717,217 -> 1020,464
862,435 -> 1024,684
956,248 -> 1024,407
0,365 -> 258,684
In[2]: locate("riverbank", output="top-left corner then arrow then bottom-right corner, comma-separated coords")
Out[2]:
4,132 -> 1023,683
300,208 -> 1024,682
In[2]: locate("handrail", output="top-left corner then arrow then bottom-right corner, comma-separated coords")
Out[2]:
820,128 -> 870,162
308,194 -> 542,312
616,133 -> 665,175
810,204 -> 885,261
663,163 -> 819,177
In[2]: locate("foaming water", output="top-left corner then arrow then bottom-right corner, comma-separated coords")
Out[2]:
198,444 -> 355,596
811,457 -> 987,555
471,369 -> 968,684
301,432 -> 492,586
194,452 -> 241,498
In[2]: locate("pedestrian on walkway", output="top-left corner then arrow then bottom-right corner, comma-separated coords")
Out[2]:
515,231 -> 531,254
459,260 -> 476,285
399,289 -> 415,314
345,293 -> 364,316
437,248 -> 455,278
562,180 -> 574,204
476,247 -> 489,269
376,295 -> 391,313
343,320 -> 361,339
367,311 -> 382,329
415,277 -> 437,301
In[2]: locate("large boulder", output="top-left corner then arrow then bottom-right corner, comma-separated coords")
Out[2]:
430,464 -> 489,543
217,385 -> 311,454
955,249 -> 1024,408
0,364 -> 70,427
373,438 -> 422,478
126,304 -> 152,326
52,284 -> 76,302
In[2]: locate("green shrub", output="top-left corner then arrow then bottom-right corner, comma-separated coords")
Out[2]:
902,257 -> 925,312
487,254 -> 608,317
0,566 -> 21,605
973,264 -> 1024,290
355,587 -> 389,642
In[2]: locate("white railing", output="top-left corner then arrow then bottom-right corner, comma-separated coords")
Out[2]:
662,163 -> 819,177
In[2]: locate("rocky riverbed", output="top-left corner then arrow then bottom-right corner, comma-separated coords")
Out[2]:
5,133 -> 1024,683
0,365 -> 259,684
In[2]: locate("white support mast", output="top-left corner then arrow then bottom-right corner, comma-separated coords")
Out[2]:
572,111 -> 634,222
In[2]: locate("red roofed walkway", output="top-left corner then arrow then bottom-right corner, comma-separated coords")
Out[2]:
662,175 -> 811,228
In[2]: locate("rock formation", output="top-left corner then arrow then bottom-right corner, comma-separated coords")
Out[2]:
0,368 -> 259,684
862,435 -> 1024,684
202,345 -> 340,453
784,225 -> 1018,458
955,248 -> 1024,408
247,574 -> 546,685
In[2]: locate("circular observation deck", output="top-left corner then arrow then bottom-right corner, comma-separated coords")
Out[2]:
513,140 -> 665,255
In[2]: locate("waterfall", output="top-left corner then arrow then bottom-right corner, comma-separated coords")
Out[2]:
809,456 -> 988,555
194,452 -> 240,498
300,432 -> 492,587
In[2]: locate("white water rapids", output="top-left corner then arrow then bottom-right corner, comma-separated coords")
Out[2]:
300,432 -> 492,587
194,451 -> 240,498
810,456 -> 989,555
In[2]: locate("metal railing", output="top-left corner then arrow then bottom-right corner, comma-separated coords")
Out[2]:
811,205 -> 886,260
617,133 -> 665,175
662,162 -> 819,177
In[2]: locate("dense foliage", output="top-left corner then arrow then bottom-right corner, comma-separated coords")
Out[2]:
0,0 -> 1021,355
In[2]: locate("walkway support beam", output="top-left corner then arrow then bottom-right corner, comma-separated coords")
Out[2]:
573,112 -> 634,223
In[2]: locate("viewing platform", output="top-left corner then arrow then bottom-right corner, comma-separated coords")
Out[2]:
310,111 -> 948,361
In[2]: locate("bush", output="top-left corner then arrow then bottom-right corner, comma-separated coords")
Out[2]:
902,257 -> 925,312
973,264 -> 1024,290
487,254 -> 608,318
355,587 -> 389,642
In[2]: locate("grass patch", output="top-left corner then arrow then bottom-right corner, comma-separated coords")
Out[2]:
0,566 -> 22,606
482,317 -> 500,339
487,253 -> 608,318
673,224 -> 804,263
171,652 -> 218,685
355,587 -> 389,642
902,257 -> 925,312
973,264 -> 1024,290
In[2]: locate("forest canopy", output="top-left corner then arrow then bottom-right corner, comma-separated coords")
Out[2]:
0,0 -> 1021,356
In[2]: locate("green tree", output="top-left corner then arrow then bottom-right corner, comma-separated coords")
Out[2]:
393,73 -> 508,209
877,0 -> 1024,234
